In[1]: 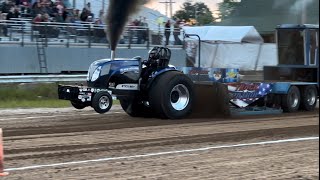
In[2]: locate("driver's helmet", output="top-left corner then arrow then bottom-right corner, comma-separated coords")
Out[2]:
148,47 -> 159,59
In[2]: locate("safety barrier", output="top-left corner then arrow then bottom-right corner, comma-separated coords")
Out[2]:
0,74 -> 87,84
0,20 -> 184,48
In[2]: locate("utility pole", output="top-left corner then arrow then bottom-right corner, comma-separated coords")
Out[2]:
102,0 -> 105,12
169,0 -> 173,18
159,0 -> 175,18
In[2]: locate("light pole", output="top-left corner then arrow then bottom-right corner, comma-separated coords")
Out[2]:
102,0 -> 105,12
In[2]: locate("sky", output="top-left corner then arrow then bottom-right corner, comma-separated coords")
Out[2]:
75,0 -> 223,18
145,0 -> 223,16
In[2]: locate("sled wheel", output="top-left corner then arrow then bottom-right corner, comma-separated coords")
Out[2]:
281,86 -> 301,113
92,91 -> 113,114
149,71 -> 194,119
300,85 -> 318,111
71,101 -> 87,109
119,97 -> 153,118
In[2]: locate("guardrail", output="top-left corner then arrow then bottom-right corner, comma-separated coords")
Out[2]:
0,74 -> 87,83
0,20 -> 184,48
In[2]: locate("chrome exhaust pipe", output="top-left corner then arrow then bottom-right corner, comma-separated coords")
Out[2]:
111,50 -> 115,60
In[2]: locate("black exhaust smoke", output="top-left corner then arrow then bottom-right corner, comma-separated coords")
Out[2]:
106,0 -> 148,51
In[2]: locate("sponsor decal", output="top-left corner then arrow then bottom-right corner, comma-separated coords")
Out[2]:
227,83 -> 273,107
120,67 -> 140,74
116,84 -> 139,90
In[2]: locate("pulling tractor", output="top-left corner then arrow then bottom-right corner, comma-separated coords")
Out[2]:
59,47 -> 196,119
59,24 -> 319,118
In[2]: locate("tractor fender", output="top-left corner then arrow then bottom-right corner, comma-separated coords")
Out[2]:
146,68 -> 181,90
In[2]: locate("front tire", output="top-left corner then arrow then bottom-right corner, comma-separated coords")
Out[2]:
149,71 -> 194,119
300,85 -> 318,111
71,101 -> 87,109
92,91 -> 113,114
281,86 -> 301,113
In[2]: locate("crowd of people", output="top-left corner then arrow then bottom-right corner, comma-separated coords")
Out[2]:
0,0 -> 96,23
1,0 -> 184,46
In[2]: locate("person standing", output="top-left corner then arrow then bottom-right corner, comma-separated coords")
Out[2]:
0,11 -> 6,36
164,20 -> 171,46
173,20 -> 181,45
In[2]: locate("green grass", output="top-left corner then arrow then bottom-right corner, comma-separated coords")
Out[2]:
0,83 -> 120,109
0,100 -> 71,109
0,83 -> 71,109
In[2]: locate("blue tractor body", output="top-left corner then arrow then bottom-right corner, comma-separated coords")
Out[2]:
58,47 -> 195,119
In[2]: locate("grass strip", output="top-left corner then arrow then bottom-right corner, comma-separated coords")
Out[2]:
0,100 -> 71,109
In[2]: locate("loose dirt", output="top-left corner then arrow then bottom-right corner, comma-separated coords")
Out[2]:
0,106 -> 318,179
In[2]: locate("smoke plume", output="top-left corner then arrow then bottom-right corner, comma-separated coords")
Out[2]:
273,0 -> 315,24
273,0 -> 314,13
106,0 -> 149,51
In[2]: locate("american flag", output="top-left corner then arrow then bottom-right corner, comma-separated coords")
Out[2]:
229,83 -> 273,108
258,83 -> 273,96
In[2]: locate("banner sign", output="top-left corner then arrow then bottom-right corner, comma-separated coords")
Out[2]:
178,67 -> 240,83
227,82 -> 273,107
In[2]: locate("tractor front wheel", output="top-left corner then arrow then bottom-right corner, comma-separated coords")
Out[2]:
71,101 -> 87,110
92,91 -> 113,114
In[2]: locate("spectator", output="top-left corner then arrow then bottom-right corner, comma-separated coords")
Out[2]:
32,13 -> 43,35
32,13 -> 42,23
80,7 -> 89,22
0,0 -> 14,13
19,0 -> 31,16
164,20 -> 171,46
173,19 -> 181,45
0,10 -> 7,36
7,6 -> 20,19
139,17 -> 148,44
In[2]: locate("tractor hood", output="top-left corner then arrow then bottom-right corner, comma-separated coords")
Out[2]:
87,58 -> 141,88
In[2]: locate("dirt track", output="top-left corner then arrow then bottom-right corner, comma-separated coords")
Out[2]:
0,106 -> 319,180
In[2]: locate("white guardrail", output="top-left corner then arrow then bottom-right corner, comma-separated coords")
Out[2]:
0,74 -> 87,83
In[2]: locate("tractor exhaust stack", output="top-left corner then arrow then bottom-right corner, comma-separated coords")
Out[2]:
111,50 -> 115,60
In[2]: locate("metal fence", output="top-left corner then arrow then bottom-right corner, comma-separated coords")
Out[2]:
0,19 -> 184,48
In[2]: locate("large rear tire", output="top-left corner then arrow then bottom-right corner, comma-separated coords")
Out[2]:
300,85 -> 318,111
281,86 -> 301,113
119,97 -> 153,118
92,91 -> 113,114
149,71 -> 194,119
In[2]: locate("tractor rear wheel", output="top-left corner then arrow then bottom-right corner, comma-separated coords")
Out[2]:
119,97 -> 153,118
149,71 -> 194,119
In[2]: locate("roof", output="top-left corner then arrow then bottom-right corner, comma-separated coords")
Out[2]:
277,24 -> 319,29
183,26 -> 264,43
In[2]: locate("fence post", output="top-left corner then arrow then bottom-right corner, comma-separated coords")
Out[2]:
88,24 -> 91,48
128,28 -> 132,49
21,22 -> 25,47
44,24 -> 48,47
146,28 -> 150,49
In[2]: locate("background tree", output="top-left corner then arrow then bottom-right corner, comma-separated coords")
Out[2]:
173,1 -> 214,25
216,0 -> 241,22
